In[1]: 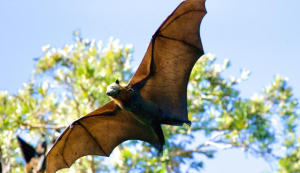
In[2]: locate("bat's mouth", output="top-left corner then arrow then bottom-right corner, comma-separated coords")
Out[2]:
106,91 -> 114,96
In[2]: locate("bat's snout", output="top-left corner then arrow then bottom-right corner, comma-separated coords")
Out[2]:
106,84 -> 119,97
106,90 -> 113,96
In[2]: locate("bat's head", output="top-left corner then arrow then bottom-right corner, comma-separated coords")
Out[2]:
106,80 -> 121,97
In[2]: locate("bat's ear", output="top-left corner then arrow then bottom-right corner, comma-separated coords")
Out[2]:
115,79 -> 120,85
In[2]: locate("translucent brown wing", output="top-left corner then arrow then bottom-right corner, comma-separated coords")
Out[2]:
129,0 -> 207,122
46,101 -> 161,173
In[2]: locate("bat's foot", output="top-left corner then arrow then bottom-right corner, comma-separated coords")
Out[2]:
159,114 -> 192,126
157,146 -> 164,157
185,120 -> 192,126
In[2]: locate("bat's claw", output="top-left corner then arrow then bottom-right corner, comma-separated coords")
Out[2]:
157,147 -> 163,157
185,120 -> 192,126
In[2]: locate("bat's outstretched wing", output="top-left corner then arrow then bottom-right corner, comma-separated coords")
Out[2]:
46,101 -> 161,173
47,1 -> 206,172
129,0 -> 206,123
17,136 -> 36,163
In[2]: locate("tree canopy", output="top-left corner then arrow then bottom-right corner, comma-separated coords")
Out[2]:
0,34 -> 299,172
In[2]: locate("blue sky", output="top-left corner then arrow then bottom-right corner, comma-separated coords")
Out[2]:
0,0 -> 299,172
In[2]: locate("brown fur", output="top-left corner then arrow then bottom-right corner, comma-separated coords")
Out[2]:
110,84 -> 133,108
25,157 -> 45,173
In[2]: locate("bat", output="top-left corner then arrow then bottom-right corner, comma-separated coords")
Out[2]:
17,136 -> 47,173
46,0 -> 206,172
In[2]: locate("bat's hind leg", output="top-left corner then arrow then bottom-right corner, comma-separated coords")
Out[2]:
170,118 -> 191,126
159,112 -> 191,126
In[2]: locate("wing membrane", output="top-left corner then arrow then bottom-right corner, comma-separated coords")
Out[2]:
46,101 -> 161,173
129,0 -> 206,121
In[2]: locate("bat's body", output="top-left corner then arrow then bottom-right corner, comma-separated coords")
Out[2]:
107,81 -> 159,125
107,80 -> 191,126
106,80 -> 192,151
47,0 -> 207,172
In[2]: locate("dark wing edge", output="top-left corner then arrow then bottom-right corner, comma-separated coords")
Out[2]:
129,0 -> 207,121
17,136 -> 36,163
46,101 -> 161,173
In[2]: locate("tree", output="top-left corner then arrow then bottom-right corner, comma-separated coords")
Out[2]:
278,138 -> 300,173
0,33 -> 299,172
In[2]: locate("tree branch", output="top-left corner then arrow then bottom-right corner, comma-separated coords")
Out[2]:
21,123 -> 67,130
204,141 -> 232,150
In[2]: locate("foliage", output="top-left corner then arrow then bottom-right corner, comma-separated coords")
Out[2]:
278,137 -> 300,173
0,34 -> 299,172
